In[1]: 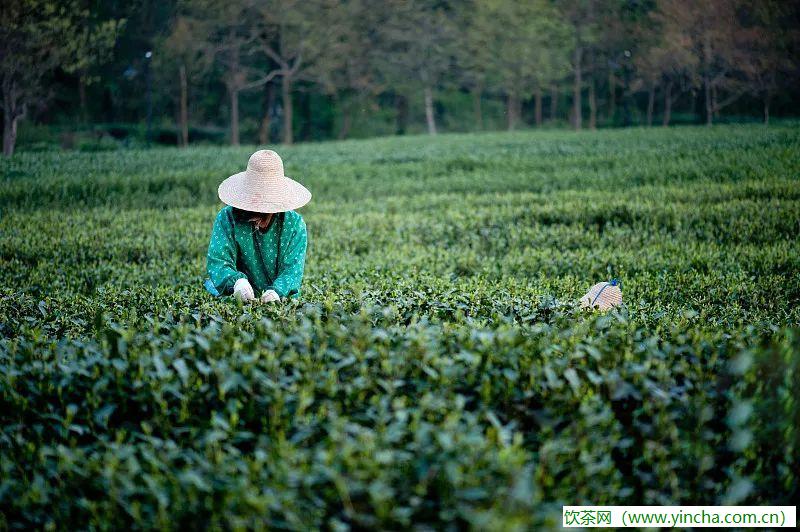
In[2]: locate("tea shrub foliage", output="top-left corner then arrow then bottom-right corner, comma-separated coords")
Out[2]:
1,124 -> 799,530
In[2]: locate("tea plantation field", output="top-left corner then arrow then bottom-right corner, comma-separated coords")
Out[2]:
1,124 -> 799,529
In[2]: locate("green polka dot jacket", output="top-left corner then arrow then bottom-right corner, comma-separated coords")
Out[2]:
205,206 -> 307,299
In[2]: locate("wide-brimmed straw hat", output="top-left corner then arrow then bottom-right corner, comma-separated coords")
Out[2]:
580,279 -> 623,310
218,150 -> 311,213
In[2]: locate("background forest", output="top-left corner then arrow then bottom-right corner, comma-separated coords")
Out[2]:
2,0 -> 799,155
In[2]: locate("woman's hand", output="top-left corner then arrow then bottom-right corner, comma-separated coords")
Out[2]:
261,289 -> 281,303
233,278 -> 255,301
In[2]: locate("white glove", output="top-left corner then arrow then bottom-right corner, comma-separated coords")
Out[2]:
261,289 -> 281,303
233,278 -> 255,302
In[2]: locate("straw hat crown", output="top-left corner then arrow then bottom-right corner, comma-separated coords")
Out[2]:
248,149 -> 284,178
218,149 -> 311,213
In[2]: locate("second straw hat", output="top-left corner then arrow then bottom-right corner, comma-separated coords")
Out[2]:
579,279 -> 623,310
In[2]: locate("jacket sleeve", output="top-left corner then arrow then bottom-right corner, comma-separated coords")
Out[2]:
206,209 -> 247,295
268,215 -> 308,299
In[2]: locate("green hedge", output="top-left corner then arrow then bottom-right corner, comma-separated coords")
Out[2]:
1,123 -> 799,529
2,302 -> 797,529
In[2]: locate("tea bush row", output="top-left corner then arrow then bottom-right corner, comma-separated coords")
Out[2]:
2,304 -> 798,529
1,123 -> 799,529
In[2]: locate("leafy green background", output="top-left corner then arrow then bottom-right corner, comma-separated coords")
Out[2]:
1,124 -> 799,530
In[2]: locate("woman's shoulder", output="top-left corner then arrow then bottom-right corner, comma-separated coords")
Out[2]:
216,205 -> 234,218
283,210 -> 306,228
213,205 -> 236,226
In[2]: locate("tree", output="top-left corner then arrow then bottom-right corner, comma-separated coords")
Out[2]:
555,0 -> 601,131
250,0 -> 340,144
653,0 -> 751,126
376,0 -> 456,135
0,0 -> 94,156
697,1 -> 747,125
61,1 -> 123,124
452,1 -> 495,130
186,0 -> 271,146
739,0 -> 800,124
592,0 -> 637,127
632,4 -> 698,127
636,15 -> 697,127
469,0 -> 570,131
158,15 -> 210,146
310,0 -> 380,140
215,2 -> 264,145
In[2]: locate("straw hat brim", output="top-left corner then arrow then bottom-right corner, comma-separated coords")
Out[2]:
218,171 -> 312,213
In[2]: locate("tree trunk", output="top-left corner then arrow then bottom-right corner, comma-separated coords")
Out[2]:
550,84 -> 558,121
608,71 -> 615,123
259,82 -> 275,145
179,64 -> 189,147
534,87 -> 543,127
506,92 -> 514,130
646,83 -> 655,127
395,93 -> 408,135
507,90 -> 521,130
763,92 -> 770,125
472,87 -> 483,130
78,73 -> 88,124
333,91 -> 352,140
703,32 -> 713,126
663,81 -> 673,127
299,91 -> 312,141
230,87 -> 240,145
282,74 -> 293,144
423,85 -> 437,135
338,103 -> 352,140
588,77 -> 597,130
573,45 -> 582,130
102,87 -> 115,123
711,84 -> 719,119
3,111 -> 18,157
259,113 -> 270,145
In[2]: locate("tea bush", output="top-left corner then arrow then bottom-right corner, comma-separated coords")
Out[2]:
1,124 -> 799,530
